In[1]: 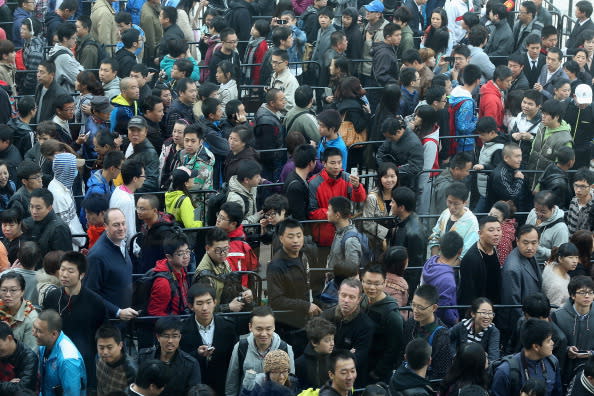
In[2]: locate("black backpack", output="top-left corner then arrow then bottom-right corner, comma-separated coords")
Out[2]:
205,183 -> 250,226
132,264 -> 182,315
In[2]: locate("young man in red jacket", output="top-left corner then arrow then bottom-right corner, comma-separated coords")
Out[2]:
308,146 -> 367,247
147,233 -> 191,316
479,65 -> 514,130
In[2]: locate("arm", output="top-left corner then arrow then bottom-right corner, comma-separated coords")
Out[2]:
225,344 -> 241,396
267,263 -> 310,314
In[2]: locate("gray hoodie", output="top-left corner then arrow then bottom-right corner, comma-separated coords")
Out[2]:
525,206 -> 569,263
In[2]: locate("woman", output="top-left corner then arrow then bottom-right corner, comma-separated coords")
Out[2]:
0,272 -> 38,350
489,200 -> 517,267
165,168 -> 203,228
323,56 -> 350,106
244,19 -> 270,85
242,349 -> 298,396
1,208 -> 24,264
412,105 -> 439,216
0,160 -> 15,211
75,71 -> 104,130
19,17 -> 44,95
160,119 -> 188,189
569,230 -> 593,277
362,163 -> 399,254
216,60 -> 238,109
439,343 -> 489,396
382,246 -> 409,318
449,298 -> 500,363
224,125 -> 260,182
542,243 -> 579,306
220,99 -> 249,138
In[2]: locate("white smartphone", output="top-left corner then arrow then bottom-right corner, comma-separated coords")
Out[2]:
350,167 -> 358,177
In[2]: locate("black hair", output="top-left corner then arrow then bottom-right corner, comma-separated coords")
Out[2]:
445,182 -> 468,202
520,318 -> 553,350
60,251 -> 87,274
391,186 -> 416,212
405,339 -> 432,370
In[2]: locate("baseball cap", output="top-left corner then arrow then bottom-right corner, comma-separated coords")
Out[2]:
575,84 -> 592,105
128,116 -> 148,129
90,96 -> 113,114
364,0 -> 384,13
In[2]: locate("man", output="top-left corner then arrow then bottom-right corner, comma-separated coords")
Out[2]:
321,279 -> 373,386
534,48 -> 568,99
225,306 -> 295,396
485,3 -> 514,57
320,30 -> 347,87
526,190 -> 570,263
523,34 -> 546,87
508,53 -> 531,92
115,28 -> 140,79
375,117 -> 424,189
390,339 -> 434,396
283,144 -> 317,221
492,319 -> 562,396
372,23 -> 402,86
129,360 -> 169,396
566,1 -> 594,50
564,84 -> 594,169
207,28 -> 241,84
12,0 -> 35,48
75,16 -> 100,69
95,325 -> 137,396
319,351 -> 357,396
430,152 -> 472,214
449,64 -> 481,153
8,160 -> 42,218
86,208 -> 138,320
48,22 -> 84,93
158,6 -> 185,59
401,49 -> 433,98
34,61 -> 68,123
268,218 -> 320,329
0,125 -> 22,181
0,321 -> 38,393
403,284 -> 452,380
500,225 -> 542,338
166,78 -> 196,135
284,86 -> 320,144
468,25 -> 496,80
100,58 -> 121,100
110,77 -> 140,135
428,182 -> 479,257
269,49 -> 299,111
512,1 -> 544,53
45,0 -> 77,45
22,188 -> 72,255
309,147 -> 366,247
566,168 -> 594,234
43,252 -> 109,389
479,66 -> 513,130
326,196 -> 363,270
538,146 -> 574,210
124,116 -> 159,193
360,0 -> 389,85
90,0 -> 118,50
109,159 -> 144,242
255,88 -> 286,182
180,284 -> 238,395
138,317 -> 201,396
34,309 -> 87,396
458,216 -> 502,305
360,264 -> 404,382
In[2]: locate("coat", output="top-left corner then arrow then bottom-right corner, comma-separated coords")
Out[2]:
91,0 -> 118,48
39,332 -> 87,396
138,347 -> 201,396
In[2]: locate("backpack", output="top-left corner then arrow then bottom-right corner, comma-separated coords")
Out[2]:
237,338 -> 289,380
132,264 -> 181,315
488,354 -> 559,394
340,228 -> 374,269
205,183 -> 250,226
447,99 -> 471,157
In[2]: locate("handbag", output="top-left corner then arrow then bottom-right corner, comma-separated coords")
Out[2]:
338,111 -> 367,147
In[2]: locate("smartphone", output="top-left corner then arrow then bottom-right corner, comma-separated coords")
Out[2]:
350,167 -> 358,177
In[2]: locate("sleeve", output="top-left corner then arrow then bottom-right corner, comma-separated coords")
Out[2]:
60,359 -> 85,396
344,236 -> 362,269
225,343 -> 241,396
180,197 -> 203,228
267,263 -> 310,314
147,277 -> 172,316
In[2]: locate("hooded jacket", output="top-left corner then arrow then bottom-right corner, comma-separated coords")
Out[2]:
48,44 -> 84,93
421,255 -> 459,327
428,207 -> 479,258
476,134 -> 506,197
390,366 -> 435,396
228,175 -> 260,225
295,343 -> 331,390
147,258 -> 188,316
0,339 -> 38,393
371,41 -> 399,86
449,85 -> 477,152
479,80 -> 505,128
39,332 -> 87,396
526,206 -> 569,263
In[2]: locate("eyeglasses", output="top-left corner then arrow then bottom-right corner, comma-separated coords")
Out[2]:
0,288 -> 21,295
575,290 -> 594,296
411,303 -> 432,311
213,246 -> 229,255
475,311 -> 495,318
173,249 -> 193,257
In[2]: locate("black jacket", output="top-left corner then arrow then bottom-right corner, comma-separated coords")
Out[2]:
539,163 -> 572,210
35,80 -> 68,123
388,213 -> 427,267
371,41 -> 399,85
127,139 -> 160,193
295,343 -> 332,390
115,48 -> 138,79
0,340 -> 39,392
226,0 -> 254,55
390,366 -> 435,396
137,347 -> 201,396
22,210 -> 72,256
179,315 -> 238,396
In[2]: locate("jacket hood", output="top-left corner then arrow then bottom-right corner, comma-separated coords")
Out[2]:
390,366 -> 431,390
546,120 -> 571,133
52,152 -> 78,189
228,175 -> 257,196
422,255 -> 454,284
48,44 -> 74,57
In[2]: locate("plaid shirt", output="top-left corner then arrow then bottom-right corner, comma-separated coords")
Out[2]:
566,194 -> 594,234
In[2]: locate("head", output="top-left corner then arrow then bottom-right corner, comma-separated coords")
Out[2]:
249,306 -> 276,349
154,317 -> 183,354
516,224 -> 540,259
328,350 -> 357,393
216,202 -> 243,232
33,310 -> 62,347
327,196 -> 352,226
95,325 -> 124,365
412,284 -> 439,325
104,208 -> 127,244
521,318 -> 554,358
204,227 -> 230,264
58,251 -> 87,289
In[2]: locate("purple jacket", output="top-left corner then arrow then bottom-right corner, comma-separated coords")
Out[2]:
421,255 -> 459,327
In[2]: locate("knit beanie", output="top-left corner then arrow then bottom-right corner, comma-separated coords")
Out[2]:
263,350 -> 290,373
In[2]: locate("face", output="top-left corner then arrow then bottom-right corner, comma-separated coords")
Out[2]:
249,315 -> 275,348
546,52 -> 561,72
411,294 -> 436,324
488,207 -> 504,222
574,52 -> 588,68
324,155 -> 342,178
337,284 -> 361,317
431,12 -> 442,28
36,65 -> 53,86
59,260 -> 83,289
572,287 -> 594,308
553,83 -> 571,101
33,319 -> 57,347
313,334 -> 334,354
97,337 -> 123,364
342,15 -> 352,28
573,179 -> 592,200
471,302 -> 495,330
156,328 -> 181,354
191,293 -> 216,323
206,240 -> 230,263
123,80 -> 140,100
558,254 -> 579,272
329,358 -> 357,393
180,84 -> 198,105
184,132 -> 201,155
56,102 -> 75,121
451,162 -> 472,180
172,123 -> 186,146
29,197 -> 51,222
362,271 -> 385,301
521,97 -> 539,117
507,61 -> 523,78
222,33 -> 238,53
99,64 -> 117,84
380,168 -> 398,191
534,203 -> 553,222
479,221 -> 502,247
516,229 -> 539,258
279,226 -> 304,255
105,210 -> 127,242
128,126 -> 147,145
446,195 -> 466,217
271,55 -> 287,73
318,14 -> 331,28
167,243 -> 191,269
0,278 -> 23,308
20,24 -> 32,40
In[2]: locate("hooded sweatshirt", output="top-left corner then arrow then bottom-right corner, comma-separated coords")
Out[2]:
421,255 -> 459,327
526,206 -> 569,264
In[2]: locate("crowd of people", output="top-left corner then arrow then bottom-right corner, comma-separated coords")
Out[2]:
0,0 -> 592,394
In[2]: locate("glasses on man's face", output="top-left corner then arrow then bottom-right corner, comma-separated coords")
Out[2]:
575,290 -> 594,296
173,249 -> 193,257
0,288 -> 21,295
213,247 -> 229,255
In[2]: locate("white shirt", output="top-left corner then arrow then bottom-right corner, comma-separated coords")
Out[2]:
196,317 -> 215,346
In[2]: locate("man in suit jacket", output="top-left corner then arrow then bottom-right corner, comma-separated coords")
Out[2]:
566,0 -> 594,50
403,0 -> 426,39
522,33 -> 546,87
34,61 -> 68,123
512,1 -> 543,53
534,47 -> 568,99
180,284 -> 238,396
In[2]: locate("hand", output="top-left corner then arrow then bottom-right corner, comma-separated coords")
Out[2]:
118,308 -> 139,320
349,174 -> 360,188
197,345 -> 215,357
533,83 -> 543,91
229,298 -> 245,312
236,112 -> 247,123
308,303 -> 322,316
515,171 -> 524,179
473,164 -> 484,171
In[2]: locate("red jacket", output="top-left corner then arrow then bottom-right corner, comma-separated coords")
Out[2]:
308,169 -> 367,247
479,80 -> 505,129
147,259 -> 188,316
227,225 -> 259,286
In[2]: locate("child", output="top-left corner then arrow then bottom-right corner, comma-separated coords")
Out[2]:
295,317 -> 336,389
215,60 -> 238,109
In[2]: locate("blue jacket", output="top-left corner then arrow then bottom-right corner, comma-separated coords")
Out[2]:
317,136 -> 348,166
12,7 -> 31,48
39,332 -> 87,396
421,255 -> 459,326
160,55 -> 200,82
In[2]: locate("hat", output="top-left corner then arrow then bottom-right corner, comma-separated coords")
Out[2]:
575,84 -> 592,105
263,350 -> 290,373
91,96 -> 113,114
364,0 -> 384,13
128,116 -> 148,129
